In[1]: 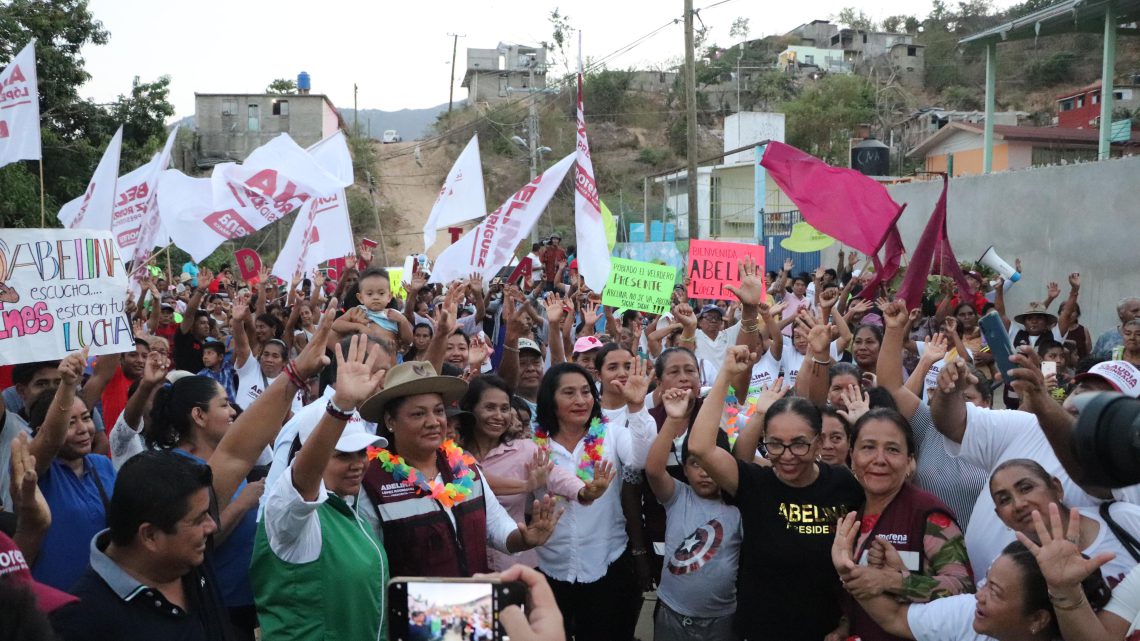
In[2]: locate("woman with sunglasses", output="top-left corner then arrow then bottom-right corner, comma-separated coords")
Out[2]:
688,345 -> 864,641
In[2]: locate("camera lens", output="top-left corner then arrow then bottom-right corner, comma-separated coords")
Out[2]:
1073,393 -> 1140,488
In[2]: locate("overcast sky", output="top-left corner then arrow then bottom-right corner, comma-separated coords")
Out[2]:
79,0 -> 1016,120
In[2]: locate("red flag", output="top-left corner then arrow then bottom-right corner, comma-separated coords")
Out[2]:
895,175 -> 972,308
857,223 -> 905,301
761,142 -> 905,256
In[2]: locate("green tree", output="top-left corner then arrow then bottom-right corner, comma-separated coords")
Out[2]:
265,78 -> 297,94
583,70 -> 632,122
1,1 -> 176,229
836,7 -> 876,31
782,74 -> 876,164
540,8 -> 575,77
729,17 -> 750,42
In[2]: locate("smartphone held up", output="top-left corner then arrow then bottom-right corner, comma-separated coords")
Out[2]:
388,577 -> 526,641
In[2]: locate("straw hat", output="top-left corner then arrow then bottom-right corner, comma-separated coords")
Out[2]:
1014,301 -> 1058,325
358,361 -> 467,423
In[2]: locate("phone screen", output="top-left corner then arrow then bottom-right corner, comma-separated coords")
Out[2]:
1041,361 -> 1057,377
979,310 -> 1016,382
388,579 -> 525,641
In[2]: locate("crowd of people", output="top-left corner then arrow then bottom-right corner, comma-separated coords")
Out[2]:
2,238 -> 1140,641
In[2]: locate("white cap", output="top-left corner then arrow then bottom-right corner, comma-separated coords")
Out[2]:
299,417 -> 388,452
1072,361 -> 1140,398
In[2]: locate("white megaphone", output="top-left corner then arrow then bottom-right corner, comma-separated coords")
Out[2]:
978,246 -> 1020,282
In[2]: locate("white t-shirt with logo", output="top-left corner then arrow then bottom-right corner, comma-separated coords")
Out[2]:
235,356 -> 303,413
779,337 -> 841,388
906,594 -> 990,641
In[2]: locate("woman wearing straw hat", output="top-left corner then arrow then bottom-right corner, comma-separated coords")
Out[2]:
358,360 -> 562,577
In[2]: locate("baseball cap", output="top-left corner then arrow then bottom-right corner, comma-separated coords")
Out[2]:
165,370 -> 196,384
0,531 -> 78,613
699,304 -> 724,317
1071,361 -> 1140,398
569,259 -> 578,270
573,335 -> 604,354
518,338 -> 543,355
299,419 -> 388,452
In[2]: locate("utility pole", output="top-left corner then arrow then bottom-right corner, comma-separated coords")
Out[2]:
366,171 -> 390,266
527,65 -> 540,243
353,83 -> 359,137
684,0 -> 699,241
447,33 -> 465,117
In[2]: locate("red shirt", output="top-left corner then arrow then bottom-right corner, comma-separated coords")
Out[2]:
100,368 -> 132,432
0,365 -> 13,391
541,246 -> 566,282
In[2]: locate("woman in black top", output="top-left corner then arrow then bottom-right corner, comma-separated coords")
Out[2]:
688,346 -> 864,641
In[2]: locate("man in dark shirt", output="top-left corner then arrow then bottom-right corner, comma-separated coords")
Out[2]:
174,309 -> 211,373
50,451 -> 234,641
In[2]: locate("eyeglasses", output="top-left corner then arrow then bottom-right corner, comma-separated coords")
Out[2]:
762,439 -> 814,458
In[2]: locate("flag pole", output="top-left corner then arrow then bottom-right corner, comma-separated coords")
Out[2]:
38,159 -> 46,227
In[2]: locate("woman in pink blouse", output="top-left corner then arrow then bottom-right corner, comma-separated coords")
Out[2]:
457,376 -> 615,570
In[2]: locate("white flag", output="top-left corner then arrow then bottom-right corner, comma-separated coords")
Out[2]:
159,134 -> 352,263
574,35 -> 611,291
128,125 -> 179,277
423,134 -> 487,252
270,132 -> 356,282
0,40 -> 42,168
210,134 -> 349,228
430,153 -> 575,285
110,154 -> 163,253
57,126 -> 123,232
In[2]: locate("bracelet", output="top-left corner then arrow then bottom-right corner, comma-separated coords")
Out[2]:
678,335 -> 696,343
325,399 -> 355,421
282,360 -> 306,390
811,357 -> 831,365
1048,590 -> 1087,611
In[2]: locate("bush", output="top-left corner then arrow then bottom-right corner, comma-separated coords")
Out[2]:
1027,52 -> 1078,86
940,85 -> 983,111
637,148 -> 671,167
584,70 -> 632,122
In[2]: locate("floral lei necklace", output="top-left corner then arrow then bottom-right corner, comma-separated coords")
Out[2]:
722,385 -> 760,448
533,417 -> 607,482
366,440 -> 478,508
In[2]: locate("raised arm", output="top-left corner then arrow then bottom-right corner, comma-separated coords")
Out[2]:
796,311 -> 834,405
208,300 -> 339,509
179,271 -> 210,335
905,334 -> 947,400
878,300 -> 921,419
291,336 -> 385,500
81,350 -> 121,411
231,301 -> 253,369
1041,281 -> 1061,310
688,346 -> 754,496
734,378 -> 789,461
1009,347 -> 1111,498
645,389 -> 691,503
832,512 -> 918,639
725,255 -> 766,396
29,351 -> 88,476
1058,273 -> 1080,336
543,294 -> 567,366
425,289 -> 459,374
467,273 -> 487,325
929,358 -> 973,444
993,276 -> 1011,331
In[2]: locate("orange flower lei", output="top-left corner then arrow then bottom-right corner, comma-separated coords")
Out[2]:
366,439 -> 478,508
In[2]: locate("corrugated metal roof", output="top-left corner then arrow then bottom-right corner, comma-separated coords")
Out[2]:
909,121 -> 1140,156
959,0 -> 1140,46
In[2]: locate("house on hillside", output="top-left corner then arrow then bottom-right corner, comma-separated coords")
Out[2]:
1056,80 -> 1140,128
909,122 -> 1140,176
194,84 -> 344,167
778,46 -> 851,76
780,20 -> 924,87
785,20 -> 840,47
895,107 -> 1029,153
461,43 -> 547,106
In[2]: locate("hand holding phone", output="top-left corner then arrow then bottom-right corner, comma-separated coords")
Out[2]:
388,576 -> 526,641
979,310 -> 1016,382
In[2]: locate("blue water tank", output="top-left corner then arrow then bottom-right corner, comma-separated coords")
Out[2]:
297,71 -> 311,93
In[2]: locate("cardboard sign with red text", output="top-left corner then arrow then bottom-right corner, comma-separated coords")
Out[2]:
687,240 -> 765,301
0,229 -> 133,365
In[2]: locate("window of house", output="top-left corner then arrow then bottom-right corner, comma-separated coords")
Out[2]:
862,33 -> 868,43
272,100 -> 289,116
1092,92 -> 1099,105
804,54 -> 815,65
248,104 -> 260,132
1060,98 -> 1075,111
1077,96 -> 1085,108
907,46 -> 917,56
222,99 -> 236,116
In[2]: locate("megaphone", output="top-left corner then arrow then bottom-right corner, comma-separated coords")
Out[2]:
978,246 -> 1020,282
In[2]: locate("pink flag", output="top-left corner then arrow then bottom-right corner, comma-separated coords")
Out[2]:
761,142 -> 904,256
857,223 -> 905,301
896,175 -> 971,307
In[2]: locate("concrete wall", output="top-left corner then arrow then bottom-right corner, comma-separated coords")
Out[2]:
724,113 -> 785,165
195,94 -> 333,162
870,156 -> 1140,337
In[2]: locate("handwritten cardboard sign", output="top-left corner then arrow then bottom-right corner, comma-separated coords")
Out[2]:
0,229 -> 133,365
687,240 -> 765,301
601,258 -> 676,315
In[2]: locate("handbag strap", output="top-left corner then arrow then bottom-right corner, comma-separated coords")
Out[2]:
1099,500 -> 1140,563
88,459 -> 112,514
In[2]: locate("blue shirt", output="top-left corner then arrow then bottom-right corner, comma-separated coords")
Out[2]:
171,449 -> 258,607
33,455 -> 116,590
198,362 -> 237,403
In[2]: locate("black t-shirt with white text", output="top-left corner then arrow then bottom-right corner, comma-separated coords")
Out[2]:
729,459 -> 863,641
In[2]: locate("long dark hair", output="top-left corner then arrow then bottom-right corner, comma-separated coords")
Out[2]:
535,363 -> 601,436
144,376 -> 223,449
458,376 -> 514,448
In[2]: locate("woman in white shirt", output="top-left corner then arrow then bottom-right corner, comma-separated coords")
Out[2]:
989,458 -> 1140,587
532,361 -> 655,641
832,510 -> 1111,641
